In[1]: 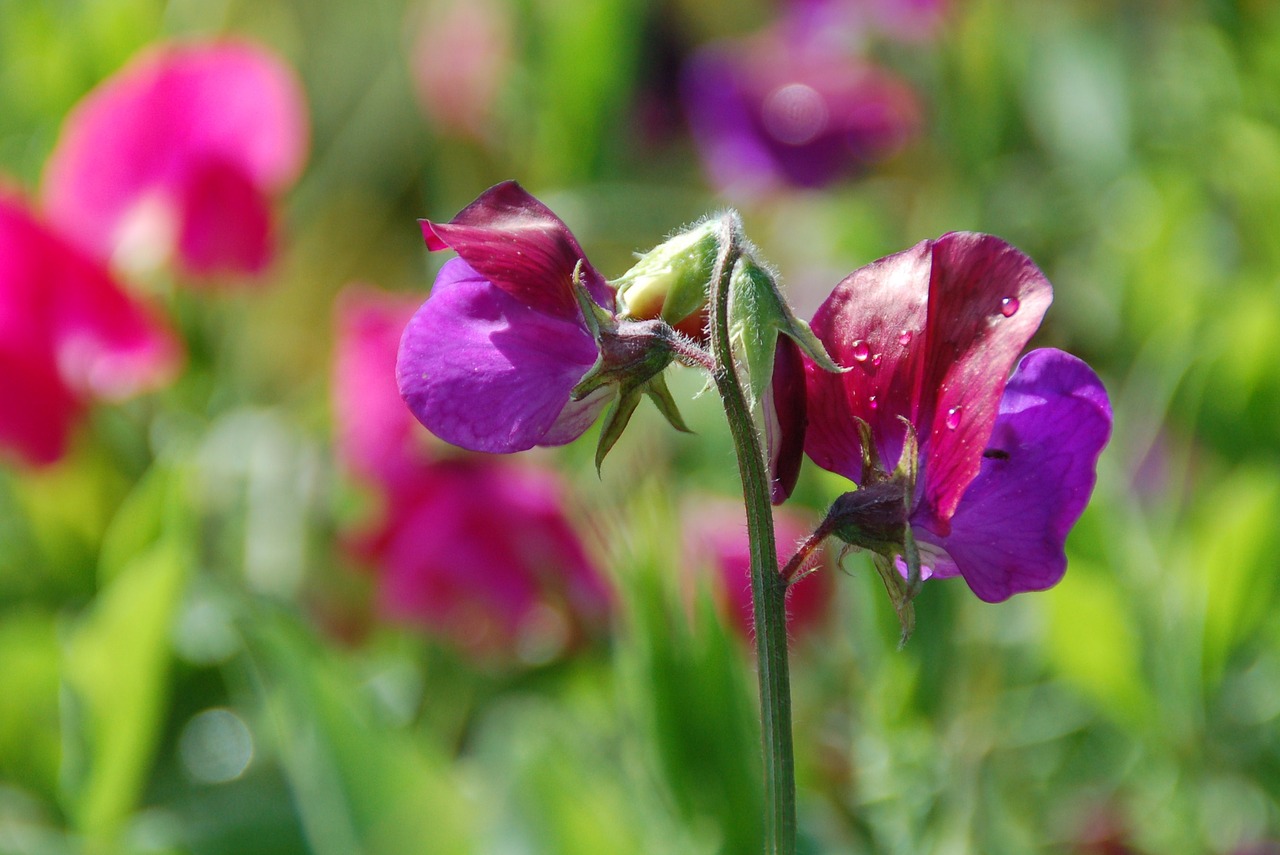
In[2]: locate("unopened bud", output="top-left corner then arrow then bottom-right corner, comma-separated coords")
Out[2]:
613,220 -> 718,339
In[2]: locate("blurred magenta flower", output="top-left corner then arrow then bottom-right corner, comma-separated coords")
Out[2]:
41,39 -> 309,280
333,284 -> 613,661
409,0 -> 512,140
803,233 -> 1112,601
398,181 -> 616,453
681,15 -> 921,197
333,286 -> 425,485
350,457 -> 613,662
686,500 -> 832,641
0,189 -> 179,465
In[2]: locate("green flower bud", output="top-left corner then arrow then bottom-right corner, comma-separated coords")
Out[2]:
613,220 -> 719,338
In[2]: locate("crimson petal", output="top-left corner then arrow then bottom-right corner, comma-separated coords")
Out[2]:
420,181 -> 612,321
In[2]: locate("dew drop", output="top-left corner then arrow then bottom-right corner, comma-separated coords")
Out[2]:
898,330 -> 913,346
945,406 -> 962,430
871,353 -> 883,367
851,340 -> 871,362
868,395 -> 878,410
1000,296 -> 1019,317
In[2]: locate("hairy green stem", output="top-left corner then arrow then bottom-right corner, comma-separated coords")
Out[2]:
707,213 -> 796,855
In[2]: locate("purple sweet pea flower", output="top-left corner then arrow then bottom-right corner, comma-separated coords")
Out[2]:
681,15 -> 921,197
41,39 -> 308,280
398,181 -> 616,453
803,233 -> 1112,602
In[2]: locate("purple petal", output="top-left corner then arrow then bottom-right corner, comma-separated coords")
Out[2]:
420,181 -> 612,321
397,258 -> 602,453
913,233 -> 1053,533
913,349 -> 1112,602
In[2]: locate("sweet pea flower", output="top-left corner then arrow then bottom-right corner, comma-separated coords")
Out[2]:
333,284 -> 614,661
803,233 -> 1111,602
1,190 -> 179,465
686,500 -> 832,642
349,457 -> 613,662
333,286 -> 425,485
681,13 -> 921,197
399,182 -> 626,454
41,40 -> 308,279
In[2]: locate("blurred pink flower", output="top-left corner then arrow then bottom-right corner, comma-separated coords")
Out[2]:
685,500 -> 832,642
351,458 -> 613,662
0,188 -> 179,465
41,40 -> 309,280
409,0 -> 512,140
332,284 -> 613,661
332,286 -> 425,486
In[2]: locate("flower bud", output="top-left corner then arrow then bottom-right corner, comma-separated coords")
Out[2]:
613,220 -> 719,339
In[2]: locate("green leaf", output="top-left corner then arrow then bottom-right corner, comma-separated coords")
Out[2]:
62,536 -> 190,842
247,615 -> 476,855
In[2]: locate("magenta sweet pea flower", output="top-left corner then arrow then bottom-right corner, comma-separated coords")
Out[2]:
333,286 -> 426,485
686,500 -> 832,642
681,15 -> 921,197
1,190 -> 179,465
349,456 -> 613,662
398,181 -> 617,453
803,233 -> 1112,602
41,39 -> 308,279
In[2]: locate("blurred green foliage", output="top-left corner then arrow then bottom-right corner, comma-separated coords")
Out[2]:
3,0 -> 1280,853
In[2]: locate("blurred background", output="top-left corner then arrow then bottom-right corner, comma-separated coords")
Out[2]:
3,0 -> 1280,852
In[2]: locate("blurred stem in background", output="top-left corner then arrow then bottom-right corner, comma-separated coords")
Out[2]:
707,213 -> 795,855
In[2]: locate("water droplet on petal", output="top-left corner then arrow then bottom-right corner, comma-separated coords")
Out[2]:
1000,296 -> 1019,317
898,330 -> 913,346
945,406 -> 962,430
871,353 -> 883,367
851,340 -> 871,362
868,395 -> 878,410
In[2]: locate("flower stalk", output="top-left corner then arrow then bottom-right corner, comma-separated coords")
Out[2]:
707,212 -> 796,855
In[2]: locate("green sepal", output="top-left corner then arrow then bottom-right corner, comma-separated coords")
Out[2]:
728,257 -> 843,410
571,259 -> 613,341
644,371 -> 692,434
871,553 -> 916,648
594,387 -> 643,474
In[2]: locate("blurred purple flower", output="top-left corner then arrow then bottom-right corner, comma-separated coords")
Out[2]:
681,15 -> 921,197
332,284 -> 613,661
1,189 -> 179,465
398,181 -> 615,453
803,233 -> 1112,602
686,500 -> 832,641
41,40 -> 309,280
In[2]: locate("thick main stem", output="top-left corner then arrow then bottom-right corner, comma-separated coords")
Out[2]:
707,214 -> 796,855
